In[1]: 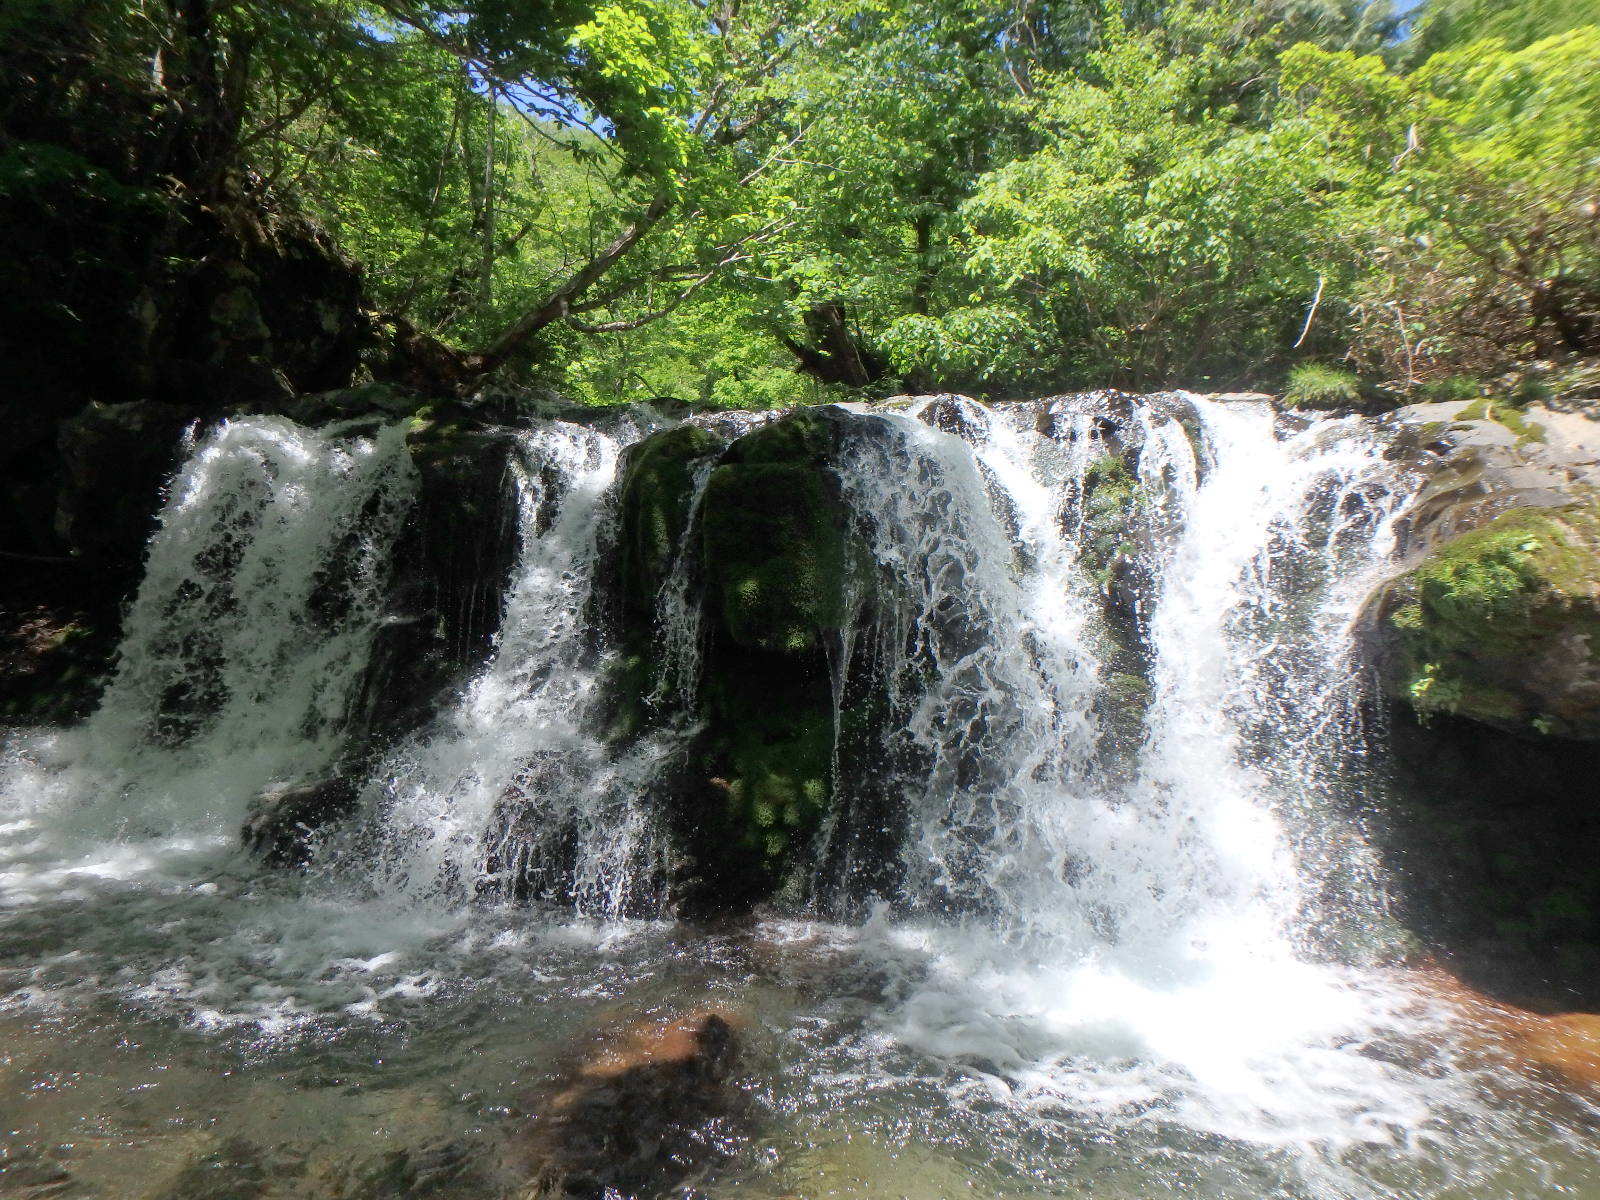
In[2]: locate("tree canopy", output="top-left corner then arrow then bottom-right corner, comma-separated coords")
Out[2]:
2,0 -> 1596,407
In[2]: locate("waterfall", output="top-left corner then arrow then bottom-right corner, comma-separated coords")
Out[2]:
5,417 -> 416,845
353,416 -> 671,917
11,392 -> 1600,1198
826,397 -> 1105,928
829,392 -> 1435,1149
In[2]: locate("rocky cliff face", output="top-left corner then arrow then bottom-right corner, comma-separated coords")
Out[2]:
1353,395 -> 1600,1003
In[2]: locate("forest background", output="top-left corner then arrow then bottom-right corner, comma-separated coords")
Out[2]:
3,0 -> 1598,413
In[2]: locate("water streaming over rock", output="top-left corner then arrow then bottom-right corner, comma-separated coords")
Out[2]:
353,416 -> 673,917
817,393 -> 1442,1153
4,416 -> 416,847
6,394 -> 1600,1200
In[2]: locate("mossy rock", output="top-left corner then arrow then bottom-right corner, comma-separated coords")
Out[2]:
1081,454 -> 1139,585
700,410 -> 863,654
1372,501 -> 1600,738
702,683 -> 835,883
616,424 -> 727,612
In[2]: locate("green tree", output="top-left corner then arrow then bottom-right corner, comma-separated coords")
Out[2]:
1283,28 -> 1600,384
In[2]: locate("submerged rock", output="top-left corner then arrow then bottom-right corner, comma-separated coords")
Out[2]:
153,1137 -> 277,1200
242,777 -> 359,866
326,1140 -> 490,1200
515,1008 -> 748,1200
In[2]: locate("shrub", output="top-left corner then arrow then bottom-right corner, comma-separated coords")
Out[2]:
1284,362 -> 1362,409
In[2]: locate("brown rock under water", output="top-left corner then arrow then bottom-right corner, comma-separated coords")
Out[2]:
514,1007 -> 750,1200
1411,965 -> 1600,1091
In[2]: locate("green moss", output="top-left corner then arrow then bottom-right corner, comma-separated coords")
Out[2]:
698,412 -> 864,654
1451,397 -> 1547,445
616,424 -> 727,611
1080,454 -> 1140,586
724,408 -> 833,466
1384,503 -> 1600,733
700,673 -> 836,882
701,464 -> 855,652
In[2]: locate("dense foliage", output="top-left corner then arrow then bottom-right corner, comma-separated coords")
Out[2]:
2,0 -> 1596,407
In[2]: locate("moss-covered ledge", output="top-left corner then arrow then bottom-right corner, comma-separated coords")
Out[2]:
604,407 -> 880,910
615,423 -> 728,614
1369,502 -> 1600,738
699,409 -> 864,655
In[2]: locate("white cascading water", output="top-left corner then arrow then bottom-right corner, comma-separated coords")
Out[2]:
2,417 -> 416,853
355,417 -> 676,918
829,393 -> 1447,1157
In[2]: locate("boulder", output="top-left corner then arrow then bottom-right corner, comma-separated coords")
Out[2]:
515,1008 -> 747,1200
699,407 -> 863,654
1368,503 -> 1600,738
1386,397 -> 1600,556
614,423 -> 726,614
607,408 -> 882,911
54,400 -> 194,574
355,423 -> 526,742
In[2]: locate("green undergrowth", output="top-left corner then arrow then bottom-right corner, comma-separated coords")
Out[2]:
1284,363 -> 1363,410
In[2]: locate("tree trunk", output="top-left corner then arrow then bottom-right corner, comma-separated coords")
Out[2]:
778,302 -> 887,387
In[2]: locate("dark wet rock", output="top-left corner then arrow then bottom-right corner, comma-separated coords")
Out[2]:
155,1138 -> 276,1200
243,778 -> 360,866
275,381 -> 428,427
327,1139 -> 492,1200
608,409 -> 902,915
356,425 -> 525,742
699,406 -> 865,655
608,408 -> 891,911
55,400 -> 194,575
1377,705 -> 1600,1007
615,424 -> 727,614
0,598 -> 113,723
0,1144 -> 75,1197
515,1009 -> 749,1200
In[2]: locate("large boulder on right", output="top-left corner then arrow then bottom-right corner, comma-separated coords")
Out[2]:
1369,502 -> 1600,738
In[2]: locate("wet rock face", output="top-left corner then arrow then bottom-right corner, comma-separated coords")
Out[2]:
357,424 -> 525,743
54,400 -> 195,576
615,422 -> 727,615
1368,400 -> 1600,740
1379,705 -> 1600,1006
609,409 -> 881,911
515,1009 -> 748,1200
699,407 -> 863,655
1368,504 -> 1600,738
242,777 -> 360,866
